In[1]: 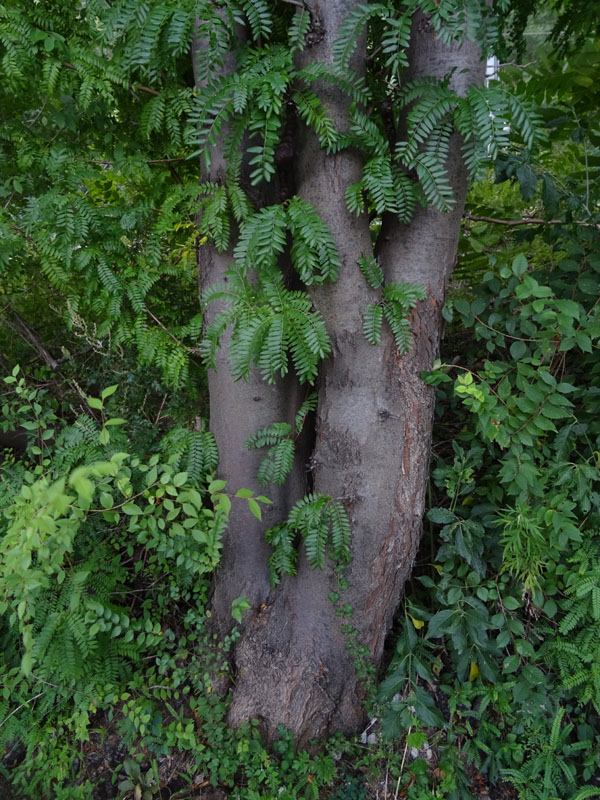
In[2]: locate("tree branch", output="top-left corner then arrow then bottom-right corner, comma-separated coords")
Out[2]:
91,157 -> 187,166
136,84 -> 159,96
144,307 -> 202,357
464,214 -> 599,228
7,309 -> 59,370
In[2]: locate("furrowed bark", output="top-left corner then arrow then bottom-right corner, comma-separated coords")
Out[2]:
226,5 -> 485,744
193,31 -> 305,625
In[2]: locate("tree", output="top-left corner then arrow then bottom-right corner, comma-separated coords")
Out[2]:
0,0 -> 552,748
195,3 -> 504,744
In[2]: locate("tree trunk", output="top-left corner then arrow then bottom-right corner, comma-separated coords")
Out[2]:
201,4 -> 485,744
193,28 -> 307,623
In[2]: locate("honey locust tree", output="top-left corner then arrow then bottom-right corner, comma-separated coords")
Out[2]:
0,0 -> 545,745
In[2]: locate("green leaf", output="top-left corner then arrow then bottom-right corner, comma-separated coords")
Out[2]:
216,494 -> 232,515
363,303 -> 383,345
358,254 -> 384,288
515,638 -> 535,658
87,396 -> 103,410
122,503 -> 143,515
101,384 -> 118,400
503,654 -> 521,673
248,498 -> 262,520
255,495 -> 272,504
21,651 -> 34,676
235,488 -> 255,498
99,492 -> 114,509
510,340 -> 528,359
231,596 -> 251,624
426,609 -> 456,639
427,507 -> 457,524
512,253 -> 528,276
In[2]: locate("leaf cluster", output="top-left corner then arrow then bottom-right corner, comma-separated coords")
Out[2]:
266,494 -> 351,585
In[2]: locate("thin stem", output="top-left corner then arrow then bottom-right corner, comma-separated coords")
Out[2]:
144,306 -> 202,358
465,214 -> 599,228
0,692 -> 45,729
473,315 -> 546,343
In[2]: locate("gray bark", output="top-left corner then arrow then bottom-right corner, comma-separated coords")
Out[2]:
224,5 -> 485,745
193,30 -> 306,624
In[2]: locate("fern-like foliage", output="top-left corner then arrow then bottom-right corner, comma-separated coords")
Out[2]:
542,533 -> 600,713
202,270 -> 331,385
455,84 -> 545,170
245,422 -> 295,486
501,708 -> 580,800
295,59 -> 370,105
363,303 -> 385,346
362,281 -> 427,352
343,66 -> 546,223
158,426 -> 218,483
29,563 -> 140,685
358,253 -> 384,289
52,414 -> 105,473
201,196 -> 340,386
190,43 -> 291,181
245,422 -> 293,449
257,439 -> 295,486
333,3 -> 388,71
346,104 -> 421,220
237,0 -> 273,40
287,7 -> 311,53
287,196 -> 341,284
233,203 -> 289,273
289,493 -> 352,571
245,393 -> 317,487
358,255 -> 383,289
380,13 -> 411,79
399,80 -> 458,161
232,199 -> 340,284
294,391 -> 318,434
265,494 -> 352,584
293,88 -> 341,153
265,522 -> 298,582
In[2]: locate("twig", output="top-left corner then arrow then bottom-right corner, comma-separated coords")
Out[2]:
154,394 -> 168,425
9,309 -> 59,370
473,315 -> 545,343
498,60 -> 536,69
136,84 -> 159,96
464,214 -> 599,228
0,692 -> 45,728
91,157 -> 187,167
395,725 -> 412,799
145,307 -> 202,357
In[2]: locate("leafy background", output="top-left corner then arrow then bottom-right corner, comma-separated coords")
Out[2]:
1,0 -> 600,798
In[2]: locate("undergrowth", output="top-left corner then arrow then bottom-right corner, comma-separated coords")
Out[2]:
3,231 -> 600,799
